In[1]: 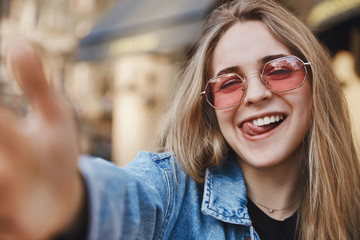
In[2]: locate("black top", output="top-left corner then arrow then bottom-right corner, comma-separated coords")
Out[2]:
247,198 -> 299,240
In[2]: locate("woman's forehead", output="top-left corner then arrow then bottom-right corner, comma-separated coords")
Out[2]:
211,21 -> 290,77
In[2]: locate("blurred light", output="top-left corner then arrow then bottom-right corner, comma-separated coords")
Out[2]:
308,0 -> 360,28
19,0 -> 36,30
75,21 -> 92,38
73,63 -> 90,94
76,0 -> 95,14
108,33 -> 160,55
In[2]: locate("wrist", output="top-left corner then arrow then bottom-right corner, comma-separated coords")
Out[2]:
53,171 -> 88,239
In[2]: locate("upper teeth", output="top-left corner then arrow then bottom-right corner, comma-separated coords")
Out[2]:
252,114 -> 284,126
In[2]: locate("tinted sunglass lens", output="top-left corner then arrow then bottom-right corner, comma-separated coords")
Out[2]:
263,56 -> 306,92
205,74 -> 245,109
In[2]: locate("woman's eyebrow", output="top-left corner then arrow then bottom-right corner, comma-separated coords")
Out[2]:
214,53 -> 288,77
215,66 -> 240,77
259,54 -> 287,64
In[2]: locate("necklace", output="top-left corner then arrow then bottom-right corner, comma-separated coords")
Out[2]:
250,198 -> 299,213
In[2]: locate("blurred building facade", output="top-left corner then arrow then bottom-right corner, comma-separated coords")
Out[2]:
307,0 -> 360,149
0,0 -> 118,161
77,0 -> 219,165
1,0 -> 359,165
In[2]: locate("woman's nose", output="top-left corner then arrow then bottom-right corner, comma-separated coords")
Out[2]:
243,73 -> 272,106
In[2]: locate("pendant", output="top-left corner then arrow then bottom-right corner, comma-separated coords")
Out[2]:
268,209 -> 274,213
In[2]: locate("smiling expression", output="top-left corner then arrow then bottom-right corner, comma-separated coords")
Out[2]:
212,21 -> 312,169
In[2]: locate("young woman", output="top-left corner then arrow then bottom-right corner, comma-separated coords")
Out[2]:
157,0 -> 360,238
1,0 -> 359,239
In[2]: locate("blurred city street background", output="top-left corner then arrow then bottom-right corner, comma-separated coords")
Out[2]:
0,0 -> 359,165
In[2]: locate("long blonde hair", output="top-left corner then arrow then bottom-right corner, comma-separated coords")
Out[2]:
157,0 -> 360,239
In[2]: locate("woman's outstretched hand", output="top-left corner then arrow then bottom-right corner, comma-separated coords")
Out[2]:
0,39 -> 84,240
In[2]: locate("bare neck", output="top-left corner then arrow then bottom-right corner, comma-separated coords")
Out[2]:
239,153 -> 303,220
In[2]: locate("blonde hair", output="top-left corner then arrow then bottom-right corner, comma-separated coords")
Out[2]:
157,0 -> 360,238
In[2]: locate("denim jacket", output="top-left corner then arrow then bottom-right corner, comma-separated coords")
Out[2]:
79,151 -> 260,240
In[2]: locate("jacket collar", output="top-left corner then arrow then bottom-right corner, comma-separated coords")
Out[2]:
201,153 -> 252,226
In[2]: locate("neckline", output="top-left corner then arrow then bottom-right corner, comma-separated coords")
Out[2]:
247,197 -> 298,223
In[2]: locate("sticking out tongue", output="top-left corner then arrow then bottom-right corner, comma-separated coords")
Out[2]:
242,121 -> 280,136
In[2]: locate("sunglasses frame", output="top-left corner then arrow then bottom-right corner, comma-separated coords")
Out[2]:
201,55 -> 311,110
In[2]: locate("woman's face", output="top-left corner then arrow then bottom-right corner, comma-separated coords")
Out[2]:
211,21 -> 312,169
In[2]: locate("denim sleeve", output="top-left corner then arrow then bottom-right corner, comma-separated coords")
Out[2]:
79,151 -> 173,240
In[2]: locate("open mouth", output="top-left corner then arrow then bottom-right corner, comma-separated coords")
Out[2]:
241,114 -> 285,136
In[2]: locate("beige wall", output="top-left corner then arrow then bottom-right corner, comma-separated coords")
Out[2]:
112,54 -> 173,165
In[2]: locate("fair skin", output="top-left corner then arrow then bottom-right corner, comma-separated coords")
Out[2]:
212,21 -> 312,220
0,39 -> 82,239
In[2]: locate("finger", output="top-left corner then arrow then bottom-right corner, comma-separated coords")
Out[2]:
0,106 -> 34,175
5,39 -> 59,121
0,106 -> 21,153
0,106 -> 22,197
0,106 -> 37,178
